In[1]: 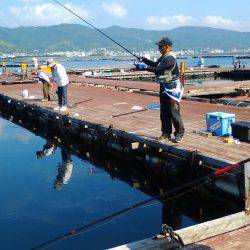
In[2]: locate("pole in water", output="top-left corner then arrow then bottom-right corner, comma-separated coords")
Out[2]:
52,0 -> 139,59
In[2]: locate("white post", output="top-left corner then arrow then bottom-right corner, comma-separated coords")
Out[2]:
245,161 -> 250,215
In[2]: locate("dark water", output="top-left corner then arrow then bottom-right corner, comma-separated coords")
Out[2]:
0,117 -> 238,250
0,118 -> 192,250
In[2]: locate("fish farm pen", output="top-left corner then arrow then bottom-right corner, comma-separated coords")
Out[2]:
0,71 -> 249,249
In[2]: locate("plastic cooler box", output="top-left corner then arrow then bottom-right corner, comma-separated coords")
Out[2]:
206,112 -> 235,136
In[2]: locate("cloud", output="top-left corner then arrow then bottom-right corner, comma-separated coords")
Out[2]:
147,15 -> 196,29
147,14 -> 249,31
2,2 -> 89,27
20,0 -> 40,3
203,16 -> 240,29
102,3 -> 127,18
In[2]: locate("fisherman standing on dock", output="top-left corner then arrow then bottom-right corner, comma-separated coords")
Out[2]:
33,56 -> 38,72
197,55 -> 205,68
47,59 -> 69,111
136,37 -> 185,143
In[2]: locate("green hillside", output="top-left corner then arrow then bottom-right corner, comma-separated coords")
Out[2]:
0,24 -> 249,53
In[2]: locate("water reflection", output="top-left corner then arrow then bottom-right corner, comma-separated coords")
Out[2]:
54,148 -> 74,190
36,140 -> 57,158
36,142 -> 74,189
100,156 -> 239,224
162,202 -> 182,230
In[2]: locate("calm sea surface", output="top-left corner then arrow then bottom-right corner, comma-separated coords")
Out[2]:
0,118 -> 194,250
0,116 -> 237,250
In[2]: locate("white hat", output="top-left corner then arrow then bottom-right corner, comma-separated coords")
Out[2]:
47,58 -> 56,68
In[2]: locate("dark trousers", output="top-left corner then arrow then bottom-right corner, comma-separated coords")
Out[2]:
160,87 -> 185,136
57,85 -> 68,107
40,79 -> 56,101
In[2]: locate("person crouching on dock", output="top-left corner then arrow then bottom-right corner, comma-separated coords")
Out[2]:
37,69 -> 53,102
136,37 -> 185,143
47,58 -> 69,111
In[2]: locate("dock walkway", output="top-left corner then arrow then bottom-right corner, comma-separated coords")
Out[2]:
0,76 -> 250,250
185,225 -> 250,250
111,212 -> 250,250
0,82 -> 249,164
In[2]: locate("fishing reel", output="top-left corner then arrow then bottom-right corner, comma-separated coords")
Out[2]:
134,58 -> 146,71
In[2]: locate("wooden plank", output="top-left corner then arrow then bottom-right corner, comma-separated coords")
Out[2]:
184,226 -> 250,250
110,212 -> 250,250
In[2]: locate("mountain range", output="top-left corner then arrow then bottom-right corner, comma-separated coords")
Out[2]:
0,24 -> 250,53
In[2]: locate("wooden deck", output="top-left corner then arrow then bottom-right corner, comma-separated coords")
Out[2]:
110,212 -> 250,250
0,82 -> 249,164
185,225 -> 250,250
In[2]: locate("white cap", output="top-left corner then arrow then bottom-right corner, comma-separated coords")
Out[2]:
47,58 -> 56,68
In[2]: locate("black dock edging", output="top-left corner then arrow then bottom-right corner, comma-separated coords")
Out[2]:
218,69 -> 250,80
0,93 -> 244,203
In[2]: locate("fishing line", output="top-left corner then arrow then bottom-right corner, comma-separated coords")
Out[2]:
32,158 -> 249,249
36,183 -> 202,250
33,182 -> 206,250
52,0 -> 139,59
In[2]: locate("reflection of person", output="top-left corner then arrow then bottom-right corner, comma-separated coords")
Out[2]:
37,70 -> 54,102
54,148 -> 74,190
162,202 -> 182,231
47,58 -> 69,112
136,37 -> 185,143
36,141 -> 57,158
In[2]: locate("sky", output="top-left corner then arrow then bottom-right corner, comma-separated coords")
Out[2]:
0,0 -> 250,31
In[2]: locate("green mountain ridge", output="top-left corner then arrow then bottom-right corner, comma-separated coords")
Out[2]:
0,24 -> 249,53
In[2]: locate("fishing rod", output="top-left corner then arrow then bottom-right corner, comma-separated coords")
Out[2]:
68,98 -> 93,108
52,0 -> 140,59
111,104 -> 160,118
32,157 -> 249,249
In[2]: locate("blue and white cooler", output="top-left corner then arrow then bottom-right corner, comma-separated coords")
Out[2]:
206,112 -> 236,136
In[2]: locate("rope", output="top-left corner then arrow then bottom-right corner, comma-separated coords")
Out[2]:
162,224 -> 184,247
